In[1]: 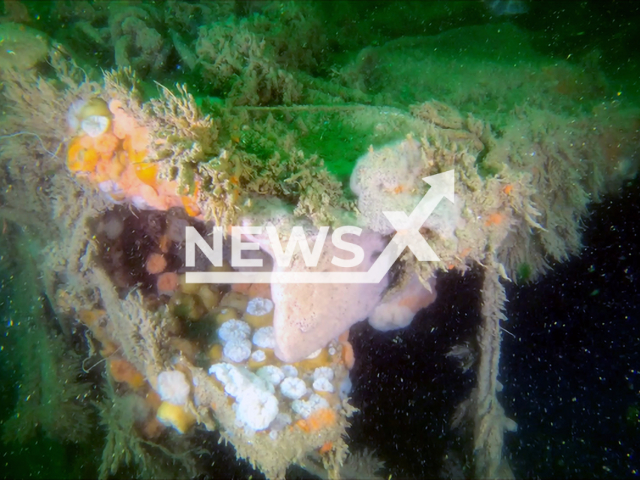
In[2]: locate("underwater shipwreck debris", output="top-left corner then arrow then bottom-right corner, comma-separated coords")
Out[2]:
0,10 -> 639,480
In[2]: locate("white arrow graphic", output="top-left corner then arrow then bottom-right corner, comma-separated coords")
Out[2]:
186,170 -> 454,284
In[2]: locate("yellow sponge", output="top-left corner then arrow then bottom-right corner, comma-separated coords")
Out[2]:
156,401 -> 196,434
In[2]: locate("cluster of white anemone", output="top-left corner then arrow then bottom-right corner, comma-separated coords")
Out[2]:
207,297 -> 346,434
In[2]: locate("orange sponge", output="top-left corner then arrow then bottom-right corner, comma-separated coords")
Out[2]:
108,358 -> 146,389
67,138 -> 98,173
146,253 -> 167,274
67,98 -> 202,219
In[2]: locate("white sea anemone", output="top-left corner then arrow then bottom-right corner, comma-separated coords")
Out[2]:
67,97 -> 112,137
246,297 -> 274,316
81,115 -> 110,137
280,377 -> 307,400
281,365 -> 298,378
252,326 -> 275,349
250,350 -> 266,363
218,319 -> 251,343
257,365 -> 284,385
157,370 -> 191,406
223,339 -> 252,363
312,377 -> 334,393
291,393 -> 329,419
236,388 -> 279,431
313,366 -> 334,381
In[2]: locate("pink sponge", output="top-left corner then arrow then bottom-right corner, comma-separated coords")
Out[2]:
254,228 -> 390,363
368,274 -> 437,331
273,229 -> 389,362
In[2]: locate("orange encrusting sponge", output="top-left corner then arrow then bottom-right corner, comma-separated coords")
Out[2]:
66,98 -> 201,217
108,357 -> 146,389
295,408 -> 338,433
